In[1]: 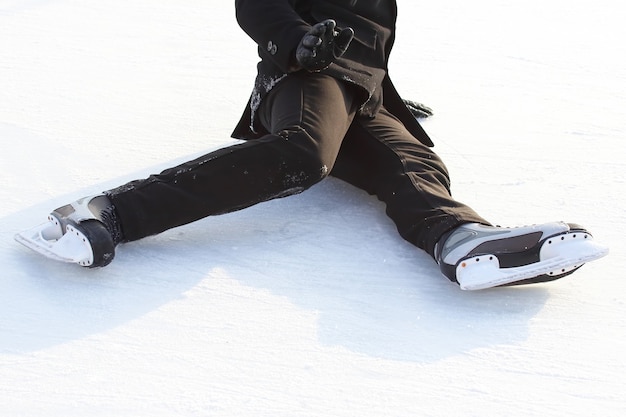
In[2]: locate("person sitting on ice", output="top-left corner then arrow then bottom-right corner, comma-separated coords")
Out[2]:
16,0 -> 607,291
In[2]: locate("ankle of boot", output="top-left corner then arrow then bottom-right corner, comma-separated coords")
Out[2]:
89,195 -> 125,245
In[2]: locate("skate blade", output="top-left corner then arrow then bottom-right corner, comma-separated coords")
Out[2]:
457,232 -> 609,291
15,220 -> 94,266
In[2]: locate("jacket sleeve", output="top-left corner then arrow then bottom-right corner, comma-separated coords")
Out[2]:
235,0 -> 311,73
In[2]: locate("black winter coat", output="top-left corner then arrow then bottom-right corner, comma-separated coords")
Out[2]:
232,0 -> 434,147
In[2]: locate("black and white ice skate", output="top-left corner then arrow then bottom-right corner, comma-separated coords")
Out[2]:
435,222 -> 608,290
15,194 -> 123,268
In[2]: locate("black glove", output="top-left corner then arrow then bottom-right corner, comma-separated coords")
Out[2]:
296,19 -> 354,72
402,99 -> 434,119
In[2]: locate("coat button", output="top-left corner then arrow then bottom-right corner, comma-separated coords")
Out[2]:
267,40 -> 277,55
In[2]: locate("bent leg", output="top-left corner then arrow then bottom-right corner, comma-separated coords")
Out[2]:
109,74 -> 357,241
331,108 -> 490,257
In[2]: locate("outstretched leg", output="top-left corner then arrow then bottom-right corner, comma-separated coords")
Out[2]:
17,74 -> 359,266
110,73 -> 358,241
331,108 -> 488,256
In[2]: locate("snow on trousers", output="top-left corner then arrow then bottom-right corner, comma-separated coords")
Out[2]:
107,73 -> 489,258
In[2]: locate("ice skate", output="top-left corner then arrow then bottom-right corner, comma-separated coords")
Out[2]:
435,222 -> 608,290
15,194 -> 123,267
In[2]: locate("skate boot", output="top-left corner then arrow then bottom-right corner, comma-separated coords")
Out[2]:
435,222 -> 608,290
15,194 -> 124,267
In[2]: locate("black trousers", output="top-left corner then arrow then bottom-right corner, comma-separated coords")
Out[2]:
108,73 -> 488,257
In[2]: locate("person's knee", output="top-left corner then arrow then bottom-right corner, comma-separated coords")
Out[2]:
271,127 -> 334,185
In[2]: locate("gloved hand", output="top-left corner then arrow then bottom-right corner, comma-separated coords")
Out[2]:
402,99 -> 434,119
295,19 -> 354,72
